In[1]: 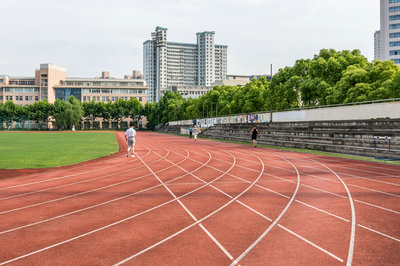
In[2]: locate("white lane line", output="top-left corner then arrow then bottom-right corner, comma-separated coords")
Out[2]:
0,147 -> 172,215
0,133 -> 147,191
0,132 -> 129,183
176,144 -> 345,263
260,156 -> 400,197
295,200 -> 350,223
113,145 -> 265,265
221,150 -> 400,214
302,156 -> 400,176
292,158 -> 400,189
135,148 -> 235,261
312,156 -> 400,173
231,155 -> 301,265
273,156 -> 400,188
357,224 -> 400,243
0,142 -> 235,265
0,144 -> 200,235
175,142 -> 400,244
277,225 -> 344,263
0,144 -> 155,201
307,157 -> 356,266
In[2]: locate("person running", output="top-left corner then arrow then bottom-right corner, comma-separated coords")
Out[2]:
251,126 -> 259,147
125,123 -> 136,157
193,126 -> 198,141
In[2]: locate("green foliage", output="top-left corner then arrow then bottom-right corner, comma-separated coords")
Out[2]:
2,49 -> 399,129
28,99 -> 51,129
146,49 -> 399,125
54,96 -> 84,129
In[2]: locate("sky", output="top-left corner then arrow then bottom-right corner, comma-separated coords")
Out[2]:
0,0 -> 379,78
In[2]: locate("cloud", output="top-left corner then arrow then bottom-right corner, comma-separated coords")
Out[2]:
0,0 -> 379,77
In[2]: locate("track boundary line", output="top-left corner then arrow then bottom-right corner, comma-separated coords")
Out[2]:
230,154 -> 301,265
165,143 -> 344,263
0,138 -> 211,234
213,149 -> 400,214
112,147 -> 265,265
0,142 -> 238,264
135,147 -> 235,261
306,157 -> 356,266
0,135 -> 151,192
0,142 -> 164,202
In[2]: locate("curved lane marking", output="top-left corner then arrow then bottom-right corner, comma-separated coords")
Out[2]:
306,157 -> 356,266
113,145 -> 265,265
230,154 -> 301,265
0,139 -> 237,265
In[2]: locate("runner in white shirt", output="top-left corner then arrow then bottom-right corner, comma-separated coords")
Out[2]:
125,123 -> 136,157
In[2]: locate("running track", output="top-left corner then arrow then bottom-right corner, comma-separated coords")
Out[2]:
0,132 -> 399,265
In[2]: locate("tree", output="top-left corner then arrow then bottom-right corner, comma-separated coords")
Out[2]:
28,100 -> 51,129
1,101 -> 18,129
124,98 -> 143,127
83,100 -> 100,129
54,96 -> 84,129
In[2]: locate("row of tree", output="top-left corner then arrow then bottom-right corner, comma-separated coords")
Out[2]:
1,49 -> 399,130
0,96 -> 143,129
144,49 -> 400,128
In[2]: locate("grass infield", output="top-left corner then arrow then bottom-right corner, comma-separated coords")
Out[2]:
0,132 -> 119,169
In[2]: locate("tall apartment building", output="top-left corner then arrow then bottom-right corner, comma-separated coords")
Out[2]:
143,26 -> 228,102
375,30 -> 382,60
375,0 -> 400,65
0,64 -> 148,105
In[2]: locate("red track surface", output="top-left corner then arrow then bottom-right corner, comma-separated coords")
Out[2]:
0,132 -> 399,265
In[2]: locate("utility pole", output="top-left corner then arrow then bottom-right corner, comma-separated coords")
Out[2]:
270,63 -> 273,122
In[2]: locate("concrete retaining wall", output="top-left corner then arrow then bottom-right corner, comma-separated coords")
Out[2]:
197,119 -> 400,160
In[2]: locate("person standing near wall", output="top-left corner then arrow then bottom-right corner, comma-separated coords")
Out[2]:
193,126 -> 198,141
251,126 -> 259,147
189,127 -> 193,138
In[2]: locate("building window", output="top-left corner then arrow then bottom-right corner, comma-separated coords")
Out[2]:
390,32 -> 400,38
25,96 -> 29,101
55,88 -> 82,101
35,96 -> 39,101
390,0 -> 400,3
390,41 -> 400,46
391,58 -> 400,64
390,15 -> 400,21
389,50 -> 400,55
390,6 -> 400,12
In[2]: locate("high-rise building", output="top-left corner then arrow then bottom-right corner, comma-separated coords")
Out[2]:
376,0 -> 400,65
143,26 -> 228,102
374,30 -> 382,60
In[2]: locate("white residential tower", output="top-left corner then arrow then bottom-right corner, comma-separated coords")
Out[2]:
143,27 -> 228,102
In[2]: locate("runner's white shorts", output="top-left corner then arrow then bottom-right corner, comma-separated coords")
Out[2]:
128,137 -> 135,147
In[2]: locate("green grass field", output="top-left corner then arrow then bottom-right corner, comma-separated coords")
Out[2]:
0,132 -> 119,169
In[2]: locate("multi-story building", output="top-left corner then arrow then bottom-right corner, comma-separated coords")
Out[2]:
0,64 -> 148,105
375,0 -> 400,65
143,26 -> 228,102
375,30 -> 382,60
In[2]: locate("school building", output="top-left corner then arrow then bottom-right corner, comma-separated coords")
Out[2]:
0,64 -> 148,105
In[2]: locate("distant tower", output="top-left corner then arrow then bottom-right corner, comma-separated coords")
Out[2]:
377,0 -> 400,65
143,26 -> 227,102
